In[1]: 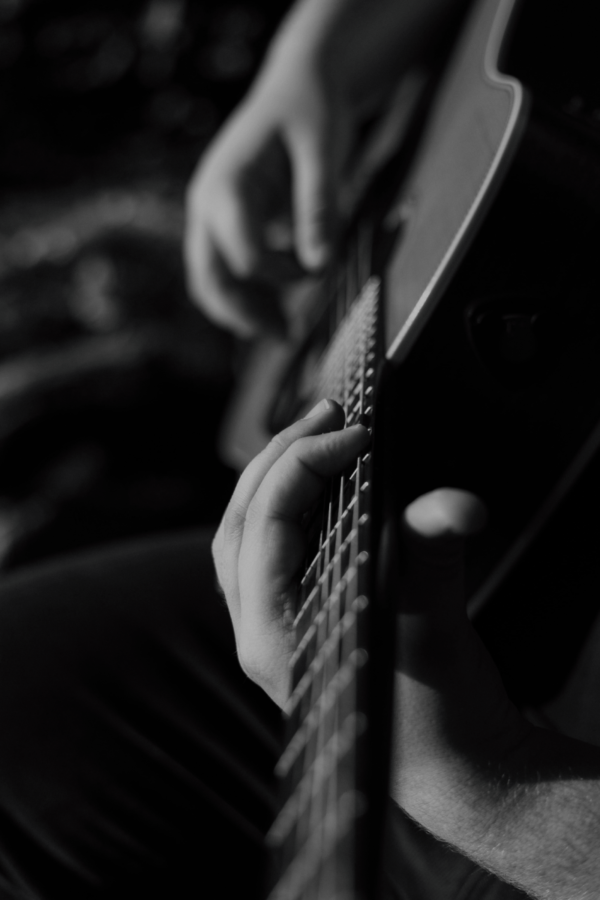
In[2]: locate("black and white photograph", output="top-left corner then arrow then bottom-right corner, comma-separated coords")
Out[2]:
0,0 -> 599,897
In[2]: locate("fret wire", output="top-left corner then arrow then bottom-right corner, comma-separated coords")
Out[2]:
268,780 -> 366,900
305,457 -> 334,625
291,534 -> 360,667
334,271 -> 368,887
334,614 -> 357,897
318,470 -> 347,893
271,715 -> 367,898
293,506 -> 358,637
303,545 -> 335,881
277,271 -> 379,896
318,672 -> 340,897
304,239 -> 350,863
271,680 -> 367,848
308,285 -> 348,866
319,232 -> 354,893
278,607 -> 368,779
300,440 -> 340,860
278,280 -> 378,895
288,272 -> 378,880
290,282 -> 379,699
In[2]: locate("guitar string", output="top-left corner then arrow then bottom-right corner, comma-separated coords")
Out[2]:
297,249 -> 346,893
337,218 -> 374,896
280,219 -> 377,897
337,222 -> 367,898
319,220 -> 371,898
320,239 -> 351,894
301,229 -> 353,898
317,221 -> 368,897
324,230 -> 355,897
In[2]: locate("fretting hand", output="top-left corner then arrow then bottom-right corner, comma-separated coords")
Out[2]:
215,409 -> 600,898
185,0 -> 459,338
212,399 -> 369,707
184,13 -> 353,339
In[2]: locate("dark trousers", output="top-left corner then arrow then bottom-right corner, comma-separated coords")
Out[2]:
0,531 -> 527,899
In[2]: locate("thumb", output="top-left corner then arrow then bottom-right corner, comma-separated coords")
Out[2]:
286,110 -> 347,271
399,488 -> 487,617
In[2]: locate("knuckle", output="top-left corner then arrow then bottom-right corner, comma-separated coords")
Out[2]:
243,493 -> 268,532
221,500 -> 247,544
294,432 -> 325,460
267,432 -> 291,456
294,432 -> 340,477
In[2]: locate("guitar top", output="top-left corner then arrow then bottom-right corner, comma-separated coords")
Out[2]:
383,0 -> 524,363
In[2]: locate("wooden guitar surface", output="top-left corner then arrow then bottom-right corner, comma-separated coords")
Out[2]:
384,0 -> 524,362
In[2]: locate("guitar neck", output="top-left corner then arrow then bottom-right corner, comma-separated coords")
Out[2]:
267,236 -> 386,899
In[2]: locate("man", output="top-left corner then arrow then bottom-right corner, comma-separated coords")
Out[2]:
185,0 -> 600,896
0,1 -> 598,899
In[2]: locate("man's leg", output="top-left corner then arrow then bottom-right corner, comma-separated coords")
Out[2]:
0,530 -> 282,900
0,527 -> 535,900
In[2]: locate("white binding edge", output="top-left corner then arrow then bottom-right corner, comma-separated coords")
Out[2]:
386,0 -> 526,363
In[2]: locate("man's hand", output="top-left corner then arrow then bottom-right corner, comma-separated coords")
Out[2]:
393,489 -> 600,900
392,489 -> 529,833
215,413 -> 600,897
184,28 -> 353,339
212,399 -> 369,707
185,0 -> 461,338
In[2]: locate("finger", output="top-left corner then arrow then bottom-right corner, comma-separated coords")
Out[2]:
241,422 -> 370,601
400,488 -> 487,617
286,113 -> 340,272
185,229 -> 286,338
235,422 -> 369,692
211,182 -> 265,280
231,399 -> 346,526
214,399 -> 346,624
213,187 -> 305,287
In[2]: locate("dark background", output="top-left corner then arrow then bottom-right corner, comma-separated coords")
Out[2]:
0,0 -> 290,570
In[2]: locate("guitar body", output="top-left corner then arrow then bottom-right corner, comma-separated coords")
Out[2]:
220,0 -> 600,895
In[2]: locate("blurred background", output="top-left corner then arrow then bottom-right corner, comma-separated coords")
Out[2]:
0,0 -> 289,570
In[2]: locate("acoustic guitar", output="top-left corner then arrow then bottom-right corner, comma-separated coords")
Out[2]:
220,0 -> 600,895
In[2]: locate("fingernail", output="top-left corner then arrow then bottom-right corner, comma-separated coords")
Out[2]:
305,398 -> 333,419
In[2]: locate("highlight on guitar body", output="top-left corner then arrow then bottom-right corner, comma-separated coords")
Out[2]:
220,0 -> 600,895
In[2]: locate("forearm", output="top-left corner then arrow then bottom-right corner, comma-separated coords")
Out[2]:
391,618 -> 600,899
475,730 -> 600,899
258,0 -> 465,114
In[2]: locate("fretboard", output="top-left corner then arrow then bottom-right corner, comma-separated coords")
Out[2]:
267,269 -> 382,900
